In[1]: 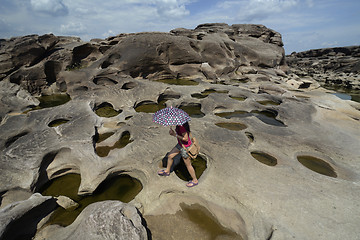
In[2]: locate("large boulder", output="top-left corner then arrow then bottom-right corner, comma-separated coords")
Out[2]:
0,193 -> 56,240
38,201 -> 148,240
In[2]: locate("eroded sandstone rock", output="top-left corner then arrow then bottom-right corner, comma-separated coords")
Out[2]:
40,201 -> 148,240
0,24 -> 360,240
287,46 -> 360,90
56,196 -> 79,211
1,23 -> 285,95
0,193 -> 56,240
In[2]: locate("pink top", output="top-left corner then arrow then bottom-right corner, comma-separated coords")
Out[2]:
176,125 -> 192,148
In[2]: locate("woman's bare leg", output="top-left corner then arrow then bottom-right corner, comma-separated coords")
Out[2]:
183,157 -> 198,184
158,146 -> 179,174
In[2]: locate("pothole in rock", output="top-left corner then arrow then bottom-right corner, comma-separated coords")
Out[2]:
299,82 -> 312,89
295,95 -> 310,100
94,131 -> 115,143
94,102 -> 122,118
175,156 -> 207,182
95,131 -> 133,157
134,100 -> 166,113
144,203 -> 243,240
161,154 -> 207,182
160,90 -> 181,100
25,94 -> 71,113
230,78 -> 249,84
245,132 -> 254,142
134,92 -> 180,113
93,77 -> 117,86
121,82 -> 137,90
251,151 -> 277,166
215,122 -> 247,131
48,119 -> 70,127
5,131 -> 30,148
230,95 -> 247,101
66,43 -> 97,71
215,110 -> 249,119
250,110 -> 286,127
179,103 -> 205,118
191,89 -> 229,99
257,100 -> 282,106
155,78 -> 199,86
215,109 -> 285,127
125,115 -> 133,120
297,155 -> 337,178
39,173 -> 142,227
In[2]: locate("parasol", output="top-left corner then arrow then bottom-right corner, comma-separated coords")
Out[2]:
152,106 -> 190,126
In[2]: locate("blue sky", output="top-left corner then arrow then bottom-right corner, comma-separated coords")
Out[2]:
0,0 -> 359,54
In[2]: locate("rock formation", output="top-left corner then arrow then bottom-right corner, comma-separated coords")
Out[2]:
35,201 -> 148,240
0,193 -> 56,239
287,46 -> 360,90
0,23 -> 360,240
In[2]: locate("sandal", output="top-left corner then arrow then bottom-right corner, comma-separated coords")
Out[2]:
158,169 -> 170,176
186,181 -> 198,187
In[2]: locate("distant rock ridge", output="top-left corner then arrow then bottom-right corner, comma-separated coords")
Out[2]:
286,46 -> 360,90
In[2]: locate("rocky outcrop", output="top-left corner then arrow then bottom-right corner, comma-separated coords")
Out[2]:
108,23 -> 285,80
37,201 -> 148,240
0,193 -> 56,240
287,46 -> 360,90
1,24 -> 360,240
0,194 -> 148,240
0,23 -> 285,96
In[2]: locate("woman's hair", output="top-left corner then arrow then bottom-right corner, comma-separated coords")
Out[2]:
183,122 -> 190,133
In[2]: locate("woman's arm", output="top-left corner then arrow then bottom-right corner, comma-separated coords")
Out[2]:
170,127 -> 188,142
176,132 -> 188,142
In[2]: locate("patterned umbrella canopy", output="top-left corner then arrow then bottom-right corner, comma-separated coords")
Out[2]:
152,107 -> 191,126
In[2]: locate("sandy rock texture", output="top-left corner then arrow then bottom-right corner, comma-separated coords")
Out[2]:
0,23 -> 360,240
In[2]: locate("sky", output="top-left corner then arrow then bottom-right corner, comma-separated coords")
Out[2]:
0,0 -> 359,54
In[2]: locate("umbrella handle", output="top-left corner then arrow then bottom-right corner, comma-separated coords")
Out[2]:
169,127 -> 176,136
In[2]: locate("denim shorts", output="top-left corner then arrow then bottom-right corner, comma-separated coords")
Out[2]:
175,143 -> 190,159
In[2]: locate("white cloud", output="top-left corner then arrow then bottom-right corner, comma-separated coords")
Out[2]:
1,0 -> 359,54
151,0 -> 192,18
60,22 -> 86,35
240,0 -> 298,21
102,30 -> 116,38
155,2 -> 190,18
30,0 -> 68,16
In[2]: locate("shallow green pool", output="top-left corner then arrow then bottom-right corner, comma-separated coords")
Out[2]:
40,173 -> 142,226
96,131 -> 133,157
174,155 -> 207,181
297,155 -> 337,178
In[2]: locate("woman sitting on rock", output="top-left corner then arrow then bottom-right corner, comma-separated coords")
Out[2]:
157,122 -> 198,187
